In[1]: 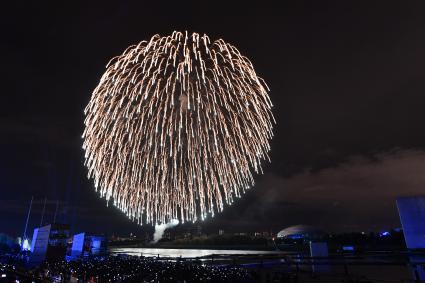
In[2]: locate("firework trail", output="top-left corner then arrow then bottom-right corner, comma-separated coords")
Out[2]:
83,31 -> 274,225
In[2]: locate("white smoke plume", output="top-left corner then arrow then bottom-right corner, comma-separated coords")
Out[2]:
152,219 -> 179,243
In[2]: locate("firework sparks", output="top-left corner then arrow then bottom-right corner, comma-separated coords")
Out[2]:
83,31 -> 274,225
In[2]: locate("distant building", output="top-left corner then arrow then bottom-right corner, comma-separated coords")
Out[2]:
194,225 -> 202,236
218,229 -> 224,236
68,233 -> 107,259
277,225 -> 324,240
29,223 -> 70,265
262,231 -> 271,238
396,196 -> 425,249
184,225 -> 202,238
254,231 -> 271,238
276,225 -> 325,247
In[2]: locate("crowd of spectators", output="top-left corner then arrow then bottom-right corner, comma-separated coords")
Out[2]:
32,255 -> 252,282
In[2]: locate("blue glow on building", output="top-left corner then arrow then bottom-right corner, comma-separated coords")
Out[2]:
379,231 -> 390,237
396,196 -> 425,249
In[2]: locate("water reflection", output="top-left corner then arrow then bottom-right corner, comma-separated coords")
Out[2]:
110,247 -> 280,258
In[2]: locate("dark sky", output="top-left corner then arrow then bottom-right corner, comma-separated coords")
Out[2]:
1,1 -> 425,237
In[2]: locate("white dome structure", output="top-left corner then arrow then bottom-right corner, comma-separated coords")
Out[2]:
276,225 -> 324,240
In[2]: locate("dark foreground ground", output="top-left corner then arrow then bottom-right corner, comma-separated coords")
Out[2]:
1,255 -> 252,282
1,252 -> 424,282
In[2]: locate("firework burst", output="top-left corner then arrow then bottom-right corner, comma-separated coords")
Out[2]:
83,31 -> 274,225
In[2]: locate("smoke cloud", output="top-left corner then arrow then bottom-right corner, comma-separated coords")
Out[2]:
152,219 -> 179,243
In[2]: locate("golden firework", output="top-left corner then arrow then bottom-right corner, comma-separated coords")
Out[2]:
83,31 -> 274,225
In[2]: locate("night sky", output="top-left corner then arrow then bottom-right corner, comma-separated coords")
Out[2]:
1,1 -> 425,237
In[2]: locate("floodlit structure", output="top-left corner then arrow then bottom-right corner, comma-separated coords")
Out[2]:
276,225 -> 324,240
397,197 -> 425,283
68,232 -> 107,259
29,223 -> 70,265
310,242 -> 329,273
396,196 -> 425,249
275,225 -> 325,250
